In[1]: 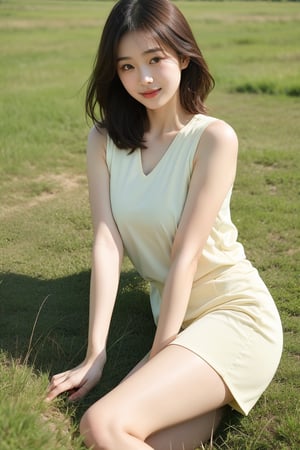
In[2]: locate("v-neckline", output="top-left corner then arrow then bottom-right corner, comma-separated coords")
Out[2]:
138,115 -> 197,177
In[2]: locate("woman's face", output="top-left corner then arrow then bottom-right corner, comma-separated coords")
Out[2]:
116,31 -> 188,111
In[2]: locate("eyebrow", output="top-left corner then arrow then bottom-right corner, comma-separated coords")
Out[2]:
116,47 -> 164,62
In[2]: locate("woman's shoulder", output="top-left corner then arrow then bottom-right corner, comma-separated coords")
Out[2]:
87,126 -> 108,160
194,114 -> 238,146
193,114 -> 238,162
88,125 -> 107,146
193,114 -> 236,134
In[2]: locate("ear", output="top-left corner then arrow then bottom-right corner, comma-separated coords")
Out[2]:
180,56 -> 190,70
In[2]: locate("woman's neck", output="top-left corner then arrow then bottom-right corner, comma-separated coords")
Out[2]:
146,109 -> 193,139
145,97 -> 193,139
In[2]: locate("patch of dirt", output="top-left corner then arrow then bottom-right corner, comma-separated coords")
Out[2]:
40,408 -> 73,442
0,173 -> 86,220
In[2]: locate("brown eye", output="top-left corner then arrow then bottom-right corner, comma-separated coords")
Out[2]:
150,57 -> 161,64
121,64 -> 134,71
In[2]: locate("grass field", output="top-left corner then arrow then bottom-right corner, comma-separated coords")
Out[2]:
0,1 -> 299,449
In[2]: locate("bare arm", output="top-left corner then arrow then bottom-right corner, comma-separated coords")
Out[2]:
47,127 -> 123,400
150,121 -> 238,357
86,127 -> 124,358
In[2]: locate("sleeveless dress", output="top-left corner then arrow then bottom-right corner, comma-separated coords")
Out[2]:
106,114 -> 283,415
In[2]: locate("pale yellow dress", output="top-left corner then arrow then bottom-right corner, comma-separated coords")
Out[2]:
106,114 -> 283,415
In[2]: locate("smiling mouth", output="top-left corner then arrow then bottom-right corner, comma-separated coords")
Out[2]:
141,89 -> 161,99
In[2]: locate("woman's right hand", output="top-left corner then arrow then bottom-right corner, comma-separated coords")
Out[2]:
46,350 -> 106,402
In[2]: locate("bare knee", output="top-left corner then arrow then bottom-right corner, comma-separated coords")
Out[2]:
80,408 -> 103,449
80,405 -> 122,450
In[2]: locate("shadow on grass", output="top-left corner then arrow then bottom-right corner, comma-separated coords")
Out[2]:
0,269 -> 242,442
0,269 -> 155,414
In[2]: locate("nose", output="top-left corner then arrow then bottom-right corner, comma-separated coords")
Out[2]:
140,67 -> 153,85
144,76 -> 153,84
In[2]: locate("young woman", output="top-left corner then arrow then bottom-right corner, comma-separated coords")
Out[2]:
47,1 -> 283,449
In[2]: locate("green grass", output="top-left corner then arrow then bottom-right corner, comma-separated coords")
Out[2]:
0,351 -> 84,450
0,1 -> 299,449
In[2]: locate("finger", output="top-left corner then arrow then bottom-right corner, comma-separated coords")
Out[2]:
46,377 -> 76,402
49,371 -> 70,384
48,373 -> 68,392
68,382 -> 92,401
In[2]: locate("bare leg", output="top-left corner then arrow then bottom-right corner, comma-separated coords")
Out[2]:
124,351 -> 227,449
147,408 -> 226,450
80,344 -> 233,450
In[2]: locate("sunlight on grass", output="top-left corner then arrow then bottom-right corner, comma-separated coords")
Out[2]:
0,352 -> 84,450
1,1 -> 299,449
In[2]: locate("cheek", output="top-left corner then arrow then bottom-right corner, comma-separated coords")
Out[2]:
120,75 -> 135,94
160,63 -> 182,83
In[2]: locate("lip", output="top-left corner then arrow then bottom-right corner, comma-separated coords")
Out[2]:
141,89 -> 161,99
